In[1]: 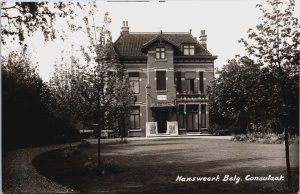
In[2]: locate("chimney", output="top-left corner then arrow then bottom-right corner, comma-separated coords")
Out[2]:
121,21 -> 129,34
199,30 -> 207,49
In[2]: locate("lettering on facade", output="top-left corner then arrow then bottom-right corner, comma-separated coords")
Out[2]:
157,95 -> 167,100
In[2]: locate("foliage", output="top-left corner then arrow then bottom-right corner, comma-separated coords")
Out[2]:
239,0 -> 299,128
210,56 -> 299,134
1,2 -> 98,45
1,49 -> 72,150
83,157 -> 117,175
231,132 -> 299,144
80,11 -> 132,136
239,0 -> 300,73
209,0 -> 299,135
48,53 -> 89,122
48,11 -> 132,137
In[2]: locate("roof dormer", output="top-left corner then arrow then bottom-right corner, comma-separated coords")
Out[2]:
141,33 -> 180,54
182,44 -> 196,55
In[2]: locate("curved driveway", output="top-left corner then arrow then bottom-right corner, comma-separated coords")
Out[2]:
2,144 -> 76,193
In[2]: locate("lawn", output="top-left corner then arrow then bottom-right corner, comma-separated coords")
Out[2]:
33,138 -> 299,193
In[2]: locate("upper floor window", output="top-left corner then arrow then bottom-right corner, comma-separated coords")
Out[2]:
129,72 -> 139,94
185,72 -> 196,94
183,45 -> 195,55
156,47 -> 165,59
156,71 -> 166,90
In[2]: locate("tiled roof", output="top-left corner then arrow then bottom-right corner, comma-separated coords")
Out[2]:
114,32 -> 212,57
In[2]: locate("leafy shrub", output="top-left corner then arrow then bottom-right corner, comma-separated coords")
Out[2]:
231,132 -> 299,144
210,124 -> 233,136
83,158 -> 117,175
289,136 -> 299,144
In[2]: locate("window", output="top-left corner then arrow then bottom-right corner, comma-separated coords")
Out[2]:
201,104 -> 206,128
178,105 -> 185,129
183,45 -> 195,55
129,72 -> 139,94
185,72 -> 196,94
156,47 -> 165,59
186,79 -> 195,94
199,71 -> 204,94
156,71 -> 166,90
129,106 -> 140,129
186,105 -> 199,131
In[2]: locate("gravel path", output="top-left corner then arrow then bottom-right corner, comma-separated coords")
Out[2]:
2,144 -> 77,193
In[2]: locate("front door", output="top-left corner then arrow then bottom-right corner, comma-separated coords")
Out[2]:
157,113 -> 167,133
155,109 -> 168,133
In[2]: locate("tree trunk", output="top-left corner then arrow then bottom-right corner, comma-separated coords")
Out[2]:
284,127 -> 291,190
97,88 -> 101,167
121,115 -> 125,138
97,111 -> 101,166
82,121 -> 85,141
279,69 -> 291,190
69,120 -> 72,151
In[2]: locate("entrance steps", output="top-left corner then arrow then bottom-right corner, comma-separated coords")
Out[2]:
153,133 -> 212,137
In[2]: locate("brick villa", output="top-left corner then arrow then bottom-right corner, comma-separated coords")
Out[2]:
113,21 -> 217,137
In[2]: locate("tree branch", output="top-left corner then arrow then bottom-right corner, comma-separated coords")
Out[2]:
1,5 -> 17,10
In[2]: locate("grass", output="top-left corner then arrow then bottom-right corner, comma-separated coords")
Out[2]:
32,138 -> 299,193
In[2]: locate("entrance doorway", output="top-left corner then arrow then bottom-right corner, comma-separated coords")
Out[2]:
157,112 -> 167,133
153,108 -> 171,133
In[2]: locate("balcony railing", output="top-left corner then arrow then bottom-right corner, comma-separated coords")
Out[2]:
176,93 -> 207,100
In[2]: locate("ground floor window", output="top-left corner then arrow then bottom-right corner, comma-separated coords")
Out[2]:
177,103 -> 207,131
186,105 -> 199,131
201,104 -> 206,128
129,106 -> 140,129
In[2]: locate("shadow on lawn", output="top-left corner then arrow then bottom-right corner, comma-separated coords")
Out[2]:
32,145 -> 299,193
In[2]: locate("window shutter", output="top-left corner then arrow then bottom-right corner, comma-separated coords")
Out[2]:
199,72 -> 204,94
176,71 -> 182,92
181,72 -> 186,93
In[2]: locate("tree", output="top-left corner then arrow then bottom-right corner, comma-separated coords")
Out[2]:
88,41 -> 132,167
1,2 -> 98,45
1,49 -> 68,150
47,11 -> 132,169
210,57 -> 263,133
239,0 -> 299,190
48,52 -> 87,149
209,1 -> 299,188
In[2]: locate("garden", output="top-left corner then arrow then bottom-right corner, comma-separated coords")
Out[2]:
32,138 -> 299,193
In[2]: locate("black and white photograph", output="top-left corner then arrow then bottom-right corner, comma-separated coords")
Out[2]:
1,0 -> 299,193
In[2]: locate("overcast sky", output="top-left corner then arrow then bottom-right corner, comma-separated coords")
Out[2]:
8,0 -> 300,81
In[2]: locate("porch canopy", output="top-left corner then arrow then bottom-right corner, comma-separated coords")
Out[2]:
150,102 -> 176,111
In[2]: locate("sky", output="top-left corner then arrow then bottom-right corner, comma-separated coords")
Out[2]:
3,0 -> 300,81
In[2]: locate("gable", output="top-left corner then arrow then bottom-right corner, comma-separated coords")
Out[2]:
141,35 -> 180,54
